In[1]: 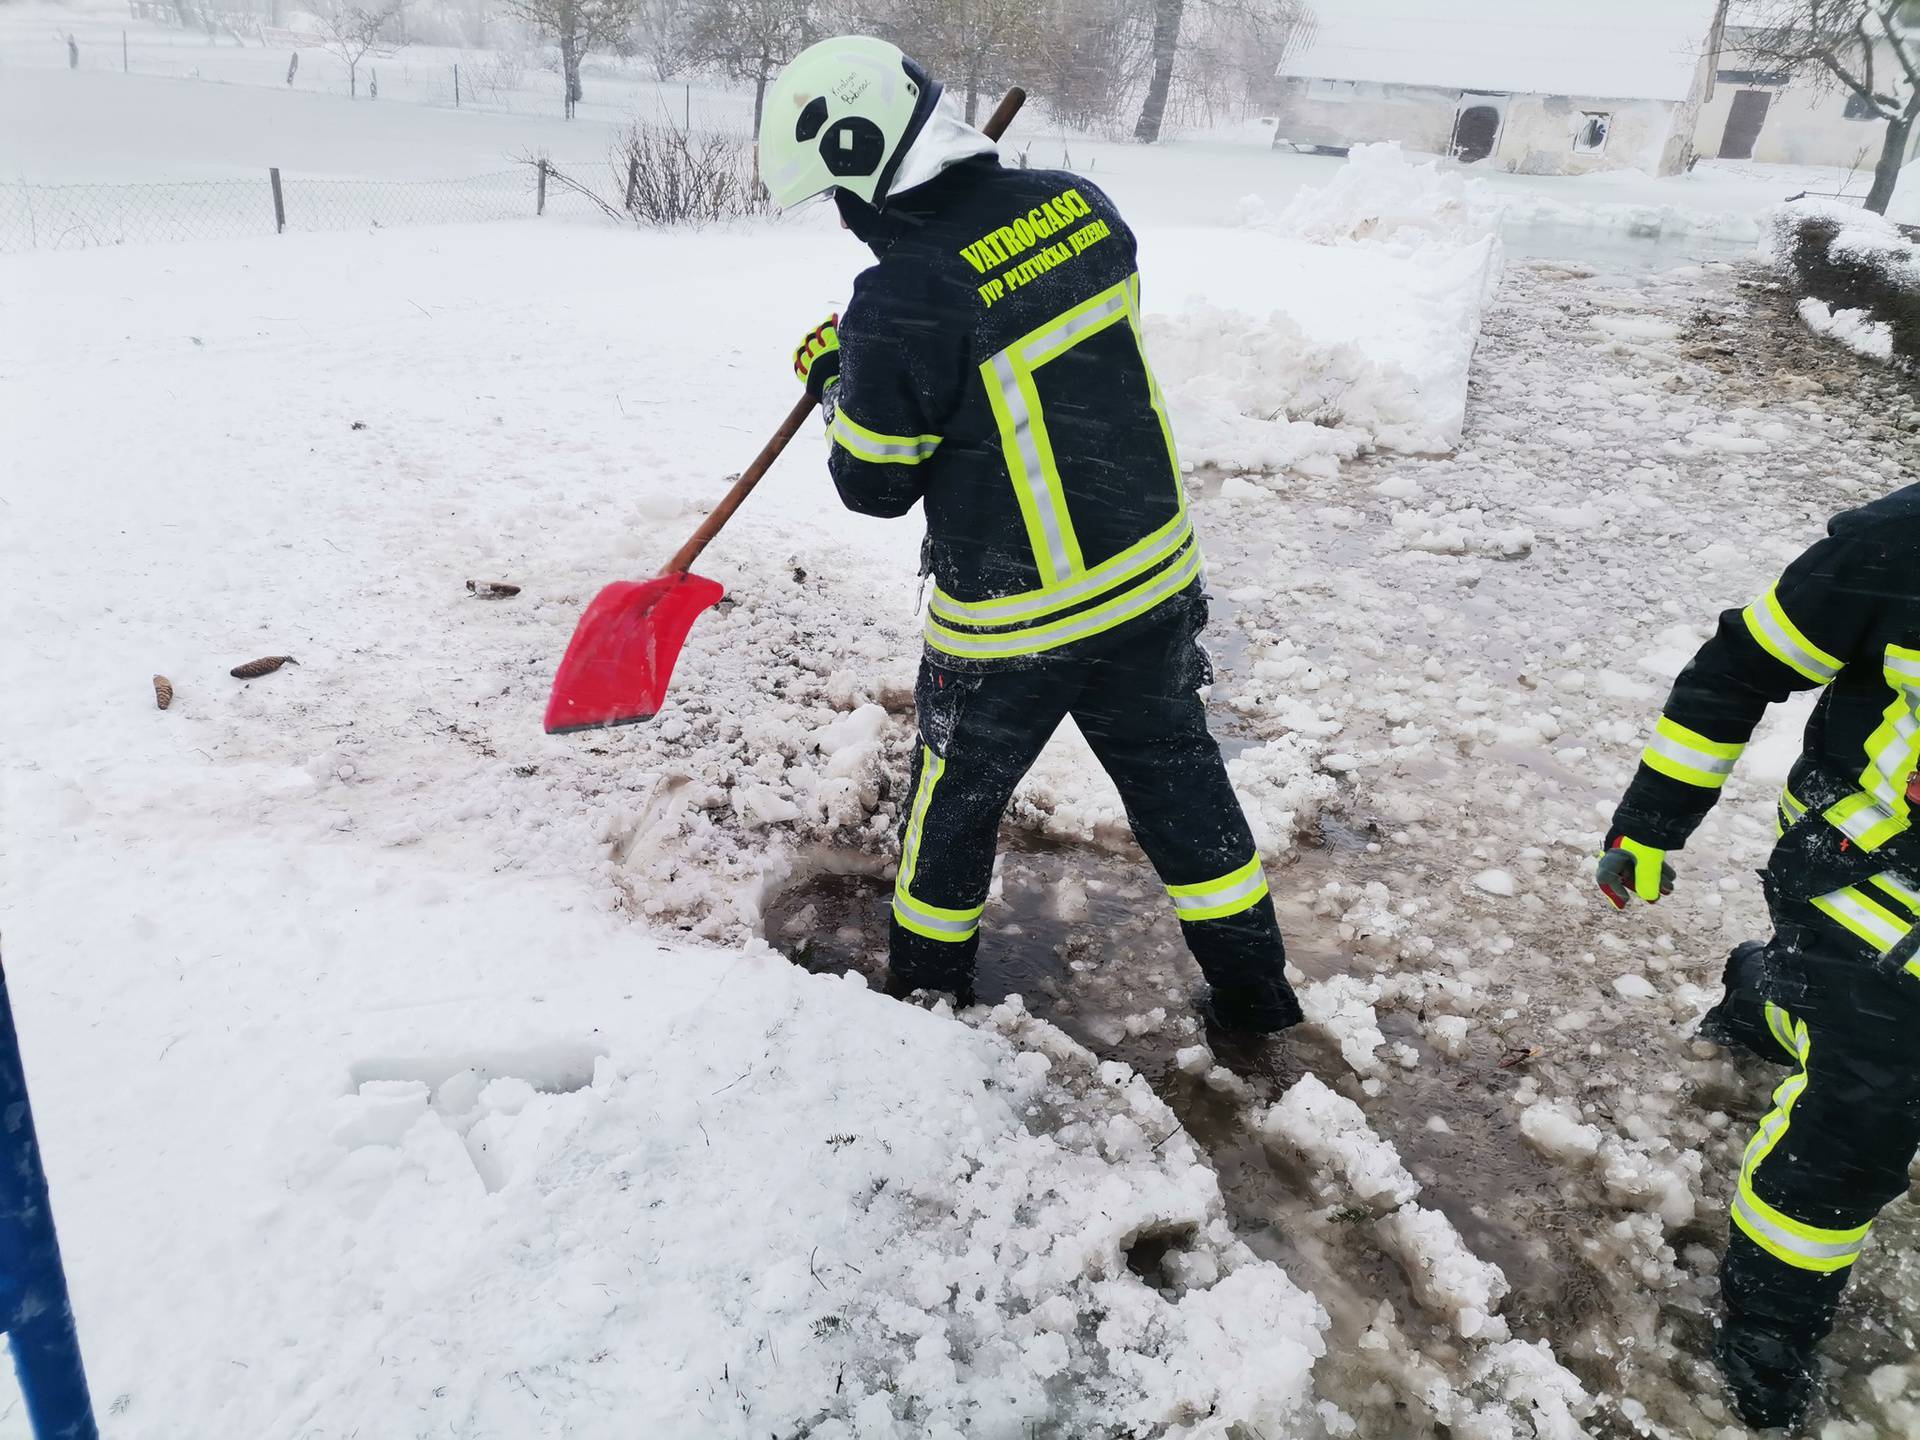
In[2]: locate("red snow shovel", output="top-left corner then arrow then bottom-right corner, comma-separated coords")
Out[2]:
544,87 -> 1028,736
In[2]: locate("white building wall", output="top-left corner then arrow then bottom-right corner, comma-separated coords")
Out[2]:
1495,94 -> 1684,174
1696,79 -> 1895,168
1271,79 -> 1693,176
1270,79 -> 1462,155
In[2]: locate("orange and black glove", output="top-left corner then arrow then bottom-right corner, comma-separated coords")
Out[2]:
793,315 -> 840,400
1596,833 -> 1676,910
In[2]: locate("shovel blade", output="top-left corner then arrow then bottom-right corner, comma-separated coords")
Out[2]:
544,572 -> 726,734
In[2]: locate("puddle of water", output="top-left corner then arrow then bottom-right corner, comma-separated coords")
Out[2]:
763,821 -> 1624,1360
1501,220 -> 1755,273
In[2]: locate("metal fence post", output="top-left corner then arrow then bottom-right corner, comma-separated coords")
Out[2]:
122,30 -> 128,73
269,167 -> 285,233
536,160 -> 547,217
453,62 -> 459,108
0,950 -> 99,1440
683,82 -> 690,130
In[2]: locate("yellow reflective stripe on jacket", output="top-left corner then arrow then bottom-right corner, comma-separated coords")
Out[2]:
1733,1015 -> 1874,1273
930,510 -> 1192,628
1833,643 -> 1920,850
925,543 -> 1201,661
1822,791 -> 1907,852
1123,273 -> 1183,480
1810,881 -> 1914,954
892,747 -> 981,943
978,274 -> 1184,596
1743,582 -> 1843,684
1870,871 -> 1920,917
831,408 -> 942,466
1641,716 -> 1745,789
983,286 -> 1138,584
1166,855 -> 1270,922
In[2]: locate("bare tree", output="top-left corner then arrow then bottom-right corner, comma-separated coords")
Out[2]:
1733,1 -> 1920,212
501,0 -> 639,116
1133,0 -> 1311,141
1026,0 -> 1150,131
633,0 -> 699,79
862,0 -> 1043,123
688,0 -> 813,132
1133,0 -> 1184,141
313,0 -> 403,98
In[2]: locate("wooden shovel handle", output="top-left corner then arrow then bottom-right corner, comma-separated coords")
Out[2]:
659,85 -> 1028,579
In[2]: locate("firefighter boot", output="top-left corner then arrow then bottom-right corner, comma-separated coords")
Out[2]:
1713,1321 -> 1816,1432
1194,981 -> 1303,1037
1697,940 -> 1788,1062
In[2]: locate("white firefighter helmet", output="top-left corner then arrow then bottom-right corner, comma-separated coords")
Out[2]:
756,36 -> 941,211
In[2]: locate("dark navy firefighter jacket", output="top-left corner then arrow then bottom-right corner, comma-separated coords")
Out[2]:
825,155 -> 1200,669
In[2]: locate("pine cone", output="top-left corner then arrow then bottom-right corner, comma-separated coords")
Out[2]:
153,675 -> 174,710
467,580 -> 520,598
230,655 -> 298,679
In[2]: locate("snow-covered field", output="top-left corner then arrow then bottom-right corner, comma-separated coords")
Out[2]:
7,6 -> 1920,1436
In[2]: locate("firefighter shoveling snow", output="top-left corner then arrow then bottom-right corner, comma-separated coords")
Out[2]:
6,78 -> 1920,1440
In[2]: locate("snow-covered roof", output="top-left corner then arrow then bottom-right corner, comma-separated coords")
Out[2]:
1277,0 -> 1724,104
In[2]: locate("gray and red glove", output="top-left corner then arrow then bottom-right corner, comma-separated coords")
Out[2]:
1597,833 -> 1676,909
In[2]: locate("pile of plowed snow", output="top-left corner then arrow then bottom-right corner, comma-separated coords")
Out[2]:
1145,144 -> 1505,478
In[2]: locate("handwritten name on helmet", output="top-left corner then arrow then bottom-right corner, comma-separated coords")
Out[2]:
958,188 -> 1094,274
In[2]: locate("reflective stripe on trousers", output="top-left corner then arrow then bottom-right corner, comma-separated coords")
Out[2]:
1166,855 -> 1270,923
892,747 -> 985,943
1732,1008 -> 1876,1274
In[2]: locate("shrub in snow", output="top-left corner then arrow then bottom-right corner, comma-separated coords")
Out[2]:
542,122 -> 771,227
1765,198 -> 1920,364
1798,297 -> 1895,361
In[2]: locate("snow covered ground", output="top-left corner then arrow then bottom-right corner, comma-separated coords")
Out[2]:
8,12 -> 1920,1437
0,140 -> 1512,1435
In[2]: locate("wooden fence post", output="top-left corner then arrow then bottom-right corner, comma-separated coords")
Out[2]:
269,167 -> 285,233
536,160 -> 547,217
624,156 -> 639,211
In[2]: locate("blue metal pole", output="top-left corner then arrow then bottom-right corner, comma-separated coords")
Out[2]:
0,953 -> 97,1440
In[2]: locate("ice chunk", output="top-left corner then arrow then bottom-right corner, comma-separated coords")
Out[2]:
1520,1100 -> 1604,1162
1262,1074 -> 1419,1209
1611,974 -> 1658,1002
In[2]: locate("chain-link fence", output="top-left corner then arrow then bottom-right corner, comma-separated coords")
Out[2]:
0,168 -> 561,253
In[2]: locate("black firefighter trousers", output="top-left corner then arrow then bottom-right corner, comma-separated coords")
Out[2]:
1706,914 -> 1920,1357
887,596 -> 1300,1028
